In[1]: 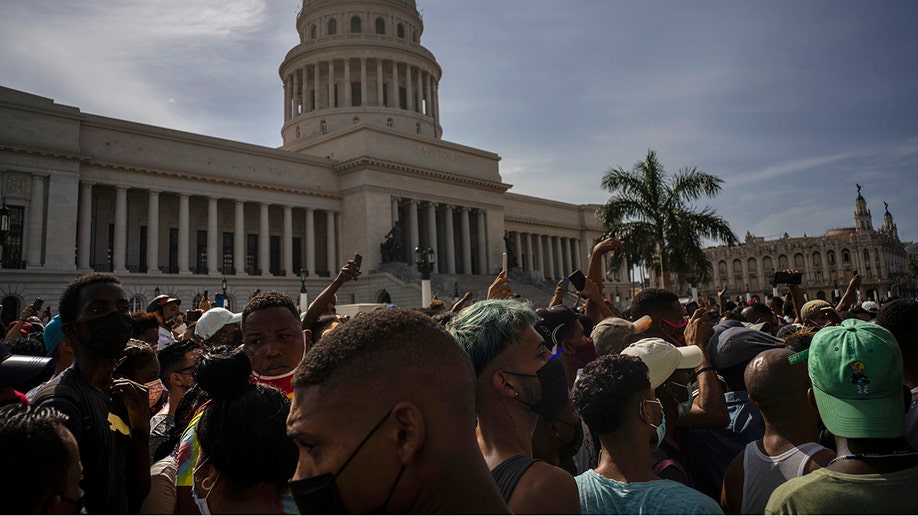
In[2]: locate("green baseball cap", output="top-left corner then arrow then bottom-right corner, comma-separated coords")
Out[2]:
808,319 -> 904,439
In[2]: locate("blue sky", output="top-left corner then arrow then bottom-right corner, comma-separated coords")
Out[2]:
2,0 -> 916,244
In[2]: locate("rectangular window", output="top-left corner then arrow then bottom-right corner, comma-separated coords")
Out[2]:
168,228 -> 178,274
196,230 -> 207,274
222,232 -> 234,274
1,206 -> 24,269
139,226 -> 147,272
246,234 -> 258,274
383,83 -> 389,107
270,235 -> 281,276
334,84 -> 339,108
352,82 -> 361,106
293,237 -> 303,275
399,87 -> 407,109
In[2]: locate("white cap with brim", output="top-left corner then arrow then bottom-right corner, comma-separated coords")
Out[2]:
621,337 -> 705,388
194,308 -> 243,341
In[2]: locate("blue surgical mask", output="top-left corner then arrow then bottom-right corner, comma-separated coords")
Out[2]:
642,398 -> 666,452
192,459 -> 218,515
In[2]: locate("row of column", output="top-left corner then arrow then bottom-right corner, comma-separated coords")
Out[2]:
283,57 -> 439,121
76,182 -> 337,277
393,197 -> 488,275
506,230 -> 584,281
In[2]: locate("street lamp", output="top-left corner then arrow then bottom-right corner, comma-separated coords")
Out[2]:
298,269 -> 309,313
414,246 -> 436,307
154,286 -> 160,297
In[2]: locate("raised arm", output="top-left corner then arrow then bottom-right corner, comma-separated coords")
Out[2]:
584,237 -> 624,324
836,272 -> 861,312
677,309 -> 729,429
4,305 -> 35,342
302,260 -> 360,330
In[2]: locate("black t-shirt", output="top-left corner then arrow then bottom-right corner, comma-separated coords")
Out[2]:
34,366 -> 133,514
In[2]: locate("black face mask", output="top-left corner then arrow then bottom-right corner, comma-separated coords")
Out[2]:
503,355 -> 569,421
289,408 -> 404,515
83,311 -> 133,359
553,418 -> 585,458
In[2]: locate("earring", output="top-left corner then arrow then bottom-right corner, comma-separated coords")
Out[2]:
201,476 -> 216,491
514,392 -> 519,398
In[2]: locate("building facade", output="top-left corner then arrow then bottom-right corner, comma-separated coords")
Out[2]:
700,188 -> 910,303
0,0 -> 612,323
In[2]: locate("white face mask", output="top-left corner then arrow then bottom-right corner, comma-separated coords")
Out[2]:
192,460 -> 218,515
642,398 -> 666,452
173,323 -> 188,336
143,379 -> 165,408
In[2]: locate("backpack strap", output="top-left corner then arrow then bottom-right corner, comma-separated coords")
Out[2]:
32,383 -> 92,434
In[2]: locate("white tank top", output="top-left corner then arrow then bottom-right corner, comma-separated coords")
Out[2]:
741,440 -> 828,514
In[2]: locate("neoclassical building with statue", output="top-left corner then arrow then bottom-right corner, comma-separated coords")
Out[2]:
0,0 -> 615,323
699,187 -> 911,303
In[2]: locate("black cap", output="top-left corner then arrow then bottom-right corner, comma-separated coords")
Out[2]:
147,295 -> 181,313
0,342 -> 52,388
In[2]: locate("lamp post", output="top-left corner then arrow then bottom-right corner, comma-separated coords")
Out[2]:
221,276 -> 228,308
299,269 -> 309,312
688,275 -> 698,303
154,286 -> 160,297
414,246 -> 435,307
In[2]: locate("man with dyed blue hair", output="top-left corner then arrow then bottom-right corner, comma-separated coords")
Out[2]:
447,300 -> 580,514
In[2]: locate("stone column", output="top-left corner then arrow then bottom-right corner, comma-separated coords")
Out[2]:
476,210 -> 487,274
524,233 -> 534,272
326,211 -> 336,273
360,58 -> 367,106
407,199 -> 419,252
343,58 -> 351,107
284,74 -> 291,120
405,65 -> 413,112
146,190 -> 160,274
391,197 -> 400,227
207,197 -> 218,275
178,194 -> 190,274
426,73 -> 433,116
392,61 -> 399,108
313,62 -> 321,110
26,175 -> 46,268
234,201 -> 245,275
293,71 -> 300,115
546,236 -> 556,279
574,239 -> 583,271
414,68 -> 424,114
283,205 -> 293,276
433,80 -> 439,125
460,207 -> 472,274
77,182 -> 93,270
259,203 -> 270,276
535,234 -> 544,280
444,205 -> 456,274
376,59 -> 384,106
426,202 -> 438,271
305,208 -> 316,276
561,237 -> 571,275
327,59 -> 335,108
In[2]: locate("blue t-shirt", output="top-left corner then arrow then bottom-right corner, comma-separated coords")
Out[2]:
576,469 -> 723,515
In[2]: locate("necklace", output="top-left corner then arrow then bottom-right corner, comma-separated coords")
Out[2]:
827,450 -> 918,466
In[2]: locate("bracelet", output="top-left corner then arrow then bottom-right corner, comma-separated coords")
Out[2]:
691,366 -> 716,380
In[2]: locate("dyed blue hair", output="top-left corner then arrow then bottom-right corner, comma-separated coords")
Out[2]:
446,299 -> 538,376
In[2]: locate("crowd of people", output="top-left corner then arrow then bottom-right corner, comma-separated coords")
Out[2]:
1,236 -> 917,514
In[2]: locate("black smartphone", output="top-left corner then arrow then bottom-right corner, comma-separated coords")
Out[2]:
353,253 -> 363,281
773,271 -> 802,285
561,277 -> 570,290
32,297 -> 44,312
568,270 -> 586,291
684,301 -> 699,314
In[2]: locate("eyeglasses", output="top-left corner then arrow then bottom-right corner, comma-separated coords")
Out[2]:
175,365 -> 195,375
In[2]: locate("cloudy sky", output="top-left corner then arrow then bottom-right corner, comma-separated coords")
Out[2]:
2,0 -> 916,244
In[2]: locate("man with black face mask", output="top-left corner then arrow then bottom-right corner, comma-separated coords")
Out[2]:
447,299 -> 581,514
32,273 -> 151,514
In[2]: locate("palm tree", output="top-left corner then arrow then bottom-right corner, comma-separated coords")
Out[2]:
598,149 -> 737,290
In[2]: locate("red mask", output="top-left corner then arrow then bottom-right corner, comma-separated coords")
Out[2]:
660,318 -> 688,346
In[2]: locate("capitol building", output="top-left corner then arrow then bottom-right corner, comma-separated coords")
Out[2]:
0,0 -> 611,321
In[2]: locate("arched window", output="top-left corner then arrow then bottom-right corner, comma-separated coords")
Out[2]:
842,249 -> 851,264
350,16 -> 361,33
310,24 -> 317,39
320,120 -> 327,134
375,17 -> 385,34
827,250 -> 836,266
794,253 -> 805,269
747,257 -> 757,273
327,18 -> 337,35
386,117 -> 393,128
1,295 -> 21,327
376,289 -> 392,304
397,23 -> 405,38
863,248 -> 870,263
412,30 -> 418,42
778,255 -> 788,269
812,252 -> 821,268
718,260 -> 727,275
763,256 -> 773,274
733,259 -> 743,275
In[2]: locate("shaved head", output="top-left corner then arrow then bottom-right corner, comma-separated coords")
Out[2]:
745,348 -> 810,411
